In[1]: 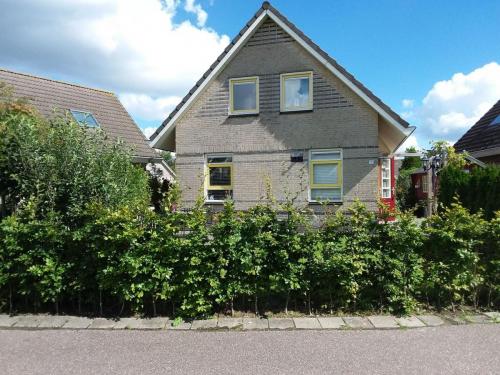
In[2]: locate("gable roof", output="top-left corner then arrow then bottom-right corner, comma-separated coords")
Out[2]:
454,99 -> 500,155
150,1 -> 413,149
0,68 -> 158,161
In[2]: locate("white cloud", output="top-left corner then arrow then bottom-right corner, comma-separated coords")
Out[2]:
0,0 -> 230,122
120,93 -> 181,121
407,62 -> 500,145
185,0 -> 208,27
397,135 -> 420,152
142,126 -> 158,138
402,99 -> 414,109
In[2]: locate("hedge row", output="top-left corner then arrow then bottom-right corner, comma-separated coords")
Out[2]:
438,164 -> 500,219
1,198 -> 498,319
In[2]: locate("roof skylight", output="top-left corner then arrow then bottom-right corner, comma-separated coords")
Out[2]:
70,110 -> 99,128
491,114 -> 500,126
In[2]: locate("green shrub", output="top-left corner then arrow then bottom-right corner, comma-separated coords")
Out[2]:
438,165 -> 500,219
421,201 -> 486,309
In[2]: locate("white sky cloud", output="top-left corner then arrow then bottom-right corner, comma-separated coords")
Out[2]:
406,62 -> 500,146
184,0 -> 208,27
120,93 -> 182,121
142,126 -> 158,138
0,0 -> 230,125
402,99 -> 414,109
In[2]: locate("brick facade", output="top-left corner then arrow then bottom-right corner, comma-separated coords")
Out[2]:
175,18 -> 383,211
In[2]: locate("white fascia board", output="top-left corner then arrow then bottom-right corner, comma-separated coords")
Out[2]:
266,10 -> 411,136
150,11 -> 268,148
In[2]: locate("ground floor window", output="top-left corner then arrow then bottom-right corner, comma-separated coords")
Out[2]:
206,154 -> 233,202
380,158 -> 391,198
309,149 -> 343,202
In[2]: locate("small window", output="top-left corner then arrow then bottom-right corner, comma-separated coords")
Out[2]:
70,110 -> 99,128
491,114 -> 500,126
229,77 -> 259,115
309,149 -> 342,202
380,158 -> 391,198
280,71 -> 313,112
206,154 -> 233,202
422,175 -> 429,193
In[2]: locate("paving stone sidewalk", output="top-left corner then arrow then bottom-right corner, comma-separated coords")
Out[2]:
0,312 -> 498,331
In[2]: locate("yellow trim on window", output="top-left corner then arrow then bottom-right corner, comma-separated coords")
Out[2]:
229,76 -> 259,115
309,160 -> 343,188
308,149 -> 343,202
206,163 -> 233,190
280,71 -> 313,112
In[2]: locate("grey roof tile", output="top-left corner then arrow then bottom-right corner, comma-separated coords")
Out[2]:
0,68 -> 157,160
454,99 -> 500,153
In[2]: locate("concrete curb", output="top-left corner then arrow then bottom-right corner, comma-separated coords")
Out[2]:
0,312 -> 498,331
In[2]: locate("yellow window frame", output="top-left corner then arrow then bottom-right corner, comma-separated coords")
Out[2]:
309,160 -> 343,189
206,162 -> 233,191
280,71 -> 313,112
229,76 -> 259,115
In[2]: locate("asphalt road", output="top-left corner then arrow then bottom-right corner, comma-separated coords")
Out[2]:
0,325 -> 499,374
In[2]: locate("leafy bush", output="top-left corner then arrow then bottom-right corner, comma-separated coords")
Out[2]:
1,92 -> 498,318
438,164 -> 500,219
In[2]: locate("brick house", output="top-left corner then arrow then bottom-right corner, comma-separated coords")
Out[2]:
454,99 -> 500,164
0,68 -> 175,181
150,2 -> 414,211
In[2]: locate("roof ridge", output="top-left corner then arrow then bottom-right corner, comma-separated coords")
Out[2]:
0,67 -> 114,96
150,1 -> 410,147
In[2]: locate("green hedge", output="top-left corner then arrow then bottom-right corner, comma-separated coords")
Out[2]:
0,90 -> 498,319
1,199 -> 498,319
439,165 -> 500,219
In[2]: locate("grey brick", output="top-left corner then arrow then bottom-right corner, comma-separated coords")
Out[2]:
191,319 -> 218,330
62,317 -> 93,329
293,317 -> 321,329
268,318 -> 294,330
242,317 -> 269,330
318,317 -> 346,329
37,315 -> 69,328
343,317 -> 373,329
368,316 -> 399,329
88,318 -> 117,329
417,315 -> 446,327
395,316 -> 425,328
217,317 -> 243,329
0,314 -> 19,328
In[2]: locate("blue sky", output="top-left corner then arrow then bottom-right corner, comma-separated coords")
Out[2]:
1,0 -> 500,150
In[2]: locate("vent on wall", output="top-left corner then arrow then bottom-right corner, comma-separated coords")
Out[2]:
290,150 -> 304,162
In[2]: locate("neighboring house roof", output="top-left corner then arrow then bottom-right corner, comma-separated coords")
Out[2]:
0,68 -> 158,161
454,99 -> 500,157
150,1 -> 413,149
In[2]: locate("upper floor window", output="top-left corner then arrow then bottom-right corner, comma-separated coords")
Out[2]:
229,76 -> 259,115
206,154 -> 233,202
309,149 -> 342,202
70,110 -> 99,128
280,71 -> 313,112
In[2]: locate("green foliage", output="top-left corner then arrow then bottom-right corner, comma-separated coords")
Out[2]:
0,88 -> 150,219
422,201 -> 486,309
438,164 -> 500,219
396,147 -> 421,211
0,96 -> 498,318
400,146 -> 422,170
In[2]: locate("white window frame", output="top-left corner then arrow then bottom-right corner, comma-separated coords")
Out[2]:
422,175 -> 429,193
229,76 -> 259,115
380,158 -> 391,199
280,71 -> 313,112
205,153 -> 233,203
308,149 -> 343,203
